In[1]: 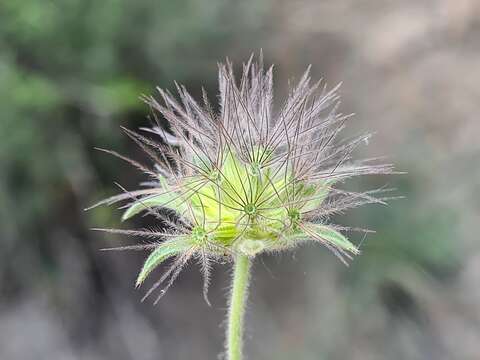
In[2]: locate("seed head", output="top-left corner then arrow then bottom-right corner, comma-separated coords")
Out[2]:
91,55 -> 394,303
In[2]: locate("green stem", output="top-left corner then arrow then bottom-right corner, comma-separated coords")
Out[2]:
227,254 -> 252,360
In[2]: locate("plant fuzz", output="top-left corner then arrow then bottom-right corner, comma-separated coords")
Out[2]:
91,55 -> 394,359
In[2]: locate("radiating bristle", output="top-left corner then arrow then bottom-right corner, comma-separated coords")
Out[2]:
91,54 -> 395,302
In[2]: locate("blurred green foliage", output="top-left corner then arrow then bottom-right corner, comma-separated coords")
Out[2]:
345,176 -> 460,304
0,0 -> 268,290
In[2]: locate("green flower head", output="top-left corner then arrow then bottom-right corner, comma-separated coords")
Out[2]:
91,56 -> 393,304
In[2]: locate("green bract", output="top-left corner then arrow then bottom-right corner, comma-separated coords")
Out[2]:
125,147 -> 359,287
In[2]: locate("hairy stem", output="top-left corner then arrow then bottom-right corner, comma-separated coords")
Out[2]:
226,254 -> 252,360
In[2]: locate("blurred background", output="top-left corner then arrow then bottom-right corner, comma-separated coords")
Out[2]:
1,0 -> 479,359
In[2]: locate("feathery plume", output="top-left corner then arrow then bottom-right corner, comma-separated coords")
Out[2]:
92,55 -> 394,302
